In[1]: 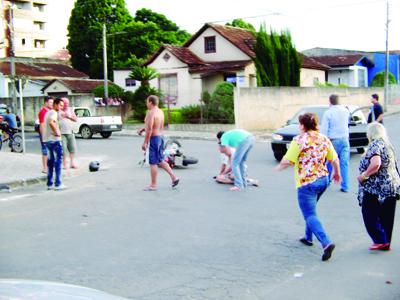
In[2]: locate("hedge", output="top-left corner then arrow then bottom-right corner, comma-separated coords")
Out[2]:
161,108 -> 184,124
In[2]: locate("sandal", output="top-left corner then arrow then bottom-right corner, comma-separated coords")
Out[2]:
143,186 -> 157,191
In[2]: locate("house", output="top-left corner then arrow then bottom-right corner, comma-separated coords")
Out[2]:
309,54 -> 373,87
0,58 -> 88,97
124,23 -> 328,107
42,78 -> 110,97
303,47 -> 400,86
113,67 -> 140,93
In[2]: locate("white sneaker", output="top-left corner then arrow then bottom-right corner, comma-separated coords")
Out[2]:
54,184 -> 66,191
47,186 -> 54,191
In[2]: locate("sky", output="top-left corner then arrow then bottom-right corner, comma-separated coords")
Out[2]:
126,0 -> 400,52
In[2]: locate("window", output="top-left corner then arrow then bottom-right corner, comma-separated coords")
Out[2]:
33,3 -> 45,12
125,78 -> 136,87
204,36 -> 216,53
34,21 -> 45,31
34,39 -> 45,48
159,74 -> 178,104
313,77 -> 319,85
21,38 -> 25,46
358,69 -> 366,87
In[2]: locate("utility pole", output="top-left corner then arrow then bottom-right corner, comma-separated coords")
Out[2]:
102,23 -> 109,99
384,0 -> 390,112
8,4 -> 17,113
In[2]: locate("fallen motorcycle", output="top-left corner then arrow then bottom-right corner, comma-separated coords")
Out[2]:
139,138 -> 198,169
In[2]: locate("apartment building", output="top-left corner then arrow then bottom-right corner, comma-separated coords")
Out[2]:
1,0 -> 75,59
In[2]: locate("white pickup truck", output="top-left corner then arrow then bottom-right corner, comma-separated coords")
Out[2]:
73,107 -> 122,139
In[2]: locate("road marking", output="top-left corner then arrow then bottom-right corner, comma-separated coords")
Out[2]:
0,193 -> 34,202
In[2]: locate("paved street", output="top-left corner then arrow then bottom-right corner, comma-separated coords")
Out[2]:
1,116 -> 400,299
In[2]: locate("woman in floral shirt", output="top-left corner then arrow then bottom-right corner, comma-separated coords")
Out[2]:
275,113 -> 341,261
357,122 -> 400,251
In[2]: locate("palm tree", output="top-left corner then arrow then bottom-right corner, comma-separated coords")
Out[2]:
129,66 -> 159,87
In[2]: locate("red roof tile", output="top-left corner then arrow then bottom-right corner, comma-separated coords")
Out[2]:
189,60 -> 252,74
144,45 -> 204,66
310,54 -> 364,67
0,61 -> 88,78
43,79 -> 110,93
299,54 -> 330,70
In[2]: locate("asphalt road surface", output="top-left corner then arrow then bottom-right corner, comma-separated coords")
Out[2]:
1,115 -> 400,300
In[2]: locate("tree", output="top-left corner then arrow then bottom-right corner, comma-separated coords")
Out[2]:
205,82 -> 235,124
371,71 -> 397,87
129,66 -> 159,87
226,19 -> 256,32
254,25 -> 278,86
254,27 -> 300,87
67,0 -> 133,78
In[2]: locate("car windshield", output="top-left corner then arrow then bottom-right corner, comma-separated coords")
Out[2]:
289,107 -> 328,124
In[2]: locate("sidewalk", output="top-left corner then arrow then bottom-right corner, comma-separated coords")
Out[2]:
0,151 -> 95,191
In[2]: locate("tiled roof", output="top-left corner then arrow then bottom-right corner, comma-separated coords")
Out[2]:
184,23 -> 256,58
310,54 -> 365,67
299,54 -> 330,70
43,79 -> 109,93
0,61 -> 88,78
144,45 -> 205,67
189,60 -> 252,74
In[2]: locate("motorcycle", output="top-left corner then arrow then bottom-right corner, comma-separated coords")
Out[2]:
139,138 -> 198,169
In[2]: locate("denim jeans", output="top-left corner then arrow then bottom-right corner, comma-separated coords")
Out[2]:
362,192 -> 397,244
45,141 -> 63,187
297,176 -> 332,248
232,135 -> 255,188
328,138 -> 350,191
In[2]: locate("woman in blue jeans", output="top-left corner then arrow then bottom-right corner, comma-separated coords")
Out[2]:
275,113 -> 341,261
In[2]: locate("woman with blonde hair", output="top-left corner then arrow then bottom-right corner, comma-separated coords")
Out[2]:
357,122 -> 400,251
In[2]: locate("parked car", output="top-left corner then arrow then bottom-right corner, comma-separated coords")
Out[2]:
0,279 -> 128,300
72,107 -> 122,139
271,105 -> 369,161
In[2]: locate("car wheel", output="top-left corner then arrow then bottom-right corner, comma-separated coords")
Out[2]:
357,147 -> 365,154
80,125 -> 93,139
100,132 -> 112,138
273,151 -> 284,161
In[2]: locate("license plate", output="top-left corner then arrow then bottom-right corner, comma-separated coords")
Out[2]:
110,125 -> 117,129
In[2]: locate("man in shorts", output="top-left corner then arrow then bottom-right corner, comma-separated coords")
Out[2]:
141,95 -> 179,191
38,96 -> 54,173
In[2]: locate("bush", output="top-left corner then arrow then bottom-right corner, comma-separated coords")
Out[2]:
181,105 -> 202,123
371,71 -> 397,87
162,108 -> 184,124
205,82 -> 235,124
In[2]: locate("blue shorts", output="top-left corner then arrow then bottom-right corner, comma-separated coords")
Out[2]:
39,133 -> 48,156
149,136 -> 165,165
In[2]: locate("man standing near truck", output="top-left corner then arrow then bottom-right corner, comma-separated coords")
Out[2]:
38,96 -> 54,173
140,95 -> 179,191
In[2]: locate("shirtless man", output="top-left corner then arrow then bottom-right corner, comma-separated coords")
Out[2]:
140,95 -> 179,191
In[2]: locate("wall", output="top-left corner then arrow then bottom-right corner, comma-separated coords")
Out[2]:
113,69 -> 140,93
234,87 -> 385,131
328,68 -> 352,86
369,53 -> 399,85
300,68 -> 325,87
0,94 -> 121,125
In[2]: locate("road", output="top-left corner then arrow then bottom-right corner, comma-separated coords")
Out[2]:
1,116 -> 400,300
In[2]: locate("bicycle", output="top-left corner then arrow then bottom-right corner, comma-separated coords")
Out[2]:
0,122 -> 23,153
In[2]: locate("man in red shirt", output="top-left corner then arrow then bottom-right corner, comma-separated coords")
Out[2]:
38,96 -> 54,173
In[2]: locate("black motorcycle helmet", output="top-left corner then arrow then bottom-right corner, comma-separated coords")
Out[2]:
89,161 -> 100,172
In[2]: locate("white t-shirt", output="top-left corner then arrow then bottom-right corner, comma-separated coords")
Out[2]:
59,109 -> 75,134
43,110 -> 61,142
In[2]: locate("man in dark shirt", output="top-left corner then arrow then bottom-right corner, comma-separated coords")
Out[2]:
367,94 -> 384,123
